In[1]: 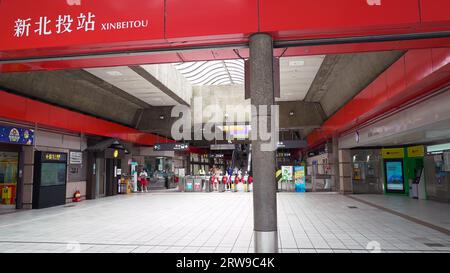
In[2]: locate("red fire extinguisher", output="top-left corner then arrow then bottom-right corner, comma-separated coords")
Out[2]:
73,190 -> 81,202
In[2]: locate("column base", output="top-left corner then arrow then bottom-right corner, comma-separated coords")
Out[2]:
254,231 -> 279,253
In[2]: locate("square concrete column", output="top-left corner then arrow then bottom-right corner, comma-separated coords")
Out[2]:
249,33 -> 278,253
332,136 -> 340,191
339,149 -> 353,194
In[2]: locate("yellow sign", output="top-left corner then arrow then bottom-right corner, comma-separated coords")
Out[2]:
113,149 -> 119,158
407,145 -> 425,158
45,153 -> 61,161
2,187 -> 11,205
382,148 -> 404,159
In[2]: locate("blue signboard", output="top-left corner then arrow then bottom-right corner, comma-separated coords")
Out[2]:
0,125 -> 34,145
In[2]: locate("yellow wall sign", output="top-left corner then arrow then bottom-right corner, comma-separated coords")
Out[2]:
407,145 -> 425,158
45,153 -> 61,161
382,148 -> 405,159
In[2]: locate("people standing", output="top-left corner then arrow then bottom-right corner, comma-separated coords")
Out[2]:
139,168 -> 149,193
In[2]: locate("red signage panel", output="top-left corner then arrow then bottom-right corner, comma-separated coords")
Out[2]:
0,0 -> 165,53
260,0 -> 421,39
166,0 -> 258,41
420,0 -> 450,24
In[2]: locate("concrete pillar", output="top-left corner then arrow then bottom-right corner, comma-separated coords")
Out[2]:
339,149 -> 353,194
249,33 -> 278,253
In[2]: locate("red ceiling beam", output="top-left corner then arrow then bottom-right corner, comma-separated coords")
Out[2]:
1,0 -> 450,72
306,47 -> 450,148
0,90 -> 173,146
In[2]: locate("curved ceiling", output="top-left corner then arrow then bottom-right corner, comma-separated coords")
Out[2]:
173,60 -> 244,86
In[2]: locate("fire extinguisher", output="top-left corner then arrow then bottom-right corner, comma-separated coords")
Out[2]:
73,190 -> 81,202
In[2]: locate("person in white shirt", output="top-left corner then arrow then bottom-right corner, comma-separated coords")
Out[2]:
139,169 -> 149,192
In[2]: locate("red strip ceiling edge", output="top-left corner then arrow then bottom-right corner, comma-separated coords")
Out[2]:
0,90 -> 173,146
307,47 -> 450,148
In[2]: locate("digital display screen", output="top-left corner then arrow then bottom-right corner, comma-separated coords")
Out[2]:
386,161 -> 404,191
40,163 -> 67,187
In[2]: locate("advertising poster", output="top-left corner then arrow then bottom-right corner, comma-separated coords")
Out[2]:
281,166 -> 293,181
294,166 -> 306,192
0,125 -> 34,145
386,160 -> 404,191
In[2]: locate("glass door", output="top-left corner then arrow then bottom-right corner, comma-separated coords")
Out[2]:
0,151 -> 19,209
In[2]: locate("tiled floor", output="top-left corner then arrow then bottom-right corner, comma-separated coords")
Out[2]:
0,192 -> 449,253
348,194 -> 450,230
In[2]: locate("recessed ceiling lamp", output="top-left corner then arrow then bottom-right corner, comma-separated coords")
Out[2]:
106,71 -> 123,76
289,60 -> 305,67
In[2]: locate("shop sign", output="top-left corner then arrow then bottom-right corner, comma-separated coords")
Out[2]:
42,152 -> 67,162
407,146 -> 425,158
0,125 -> 34,145
382,148 -> 404,159
69,151 -> 83,165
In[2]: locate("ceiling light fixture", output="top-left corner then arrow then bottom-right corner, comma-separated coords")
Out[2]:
106,71 -> 123,76
289,60 -> 305,67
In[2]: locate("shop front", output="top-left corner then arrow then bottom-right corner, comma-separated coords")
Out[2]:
86,139 -> 131,199
0,125 -> 34,210
382,146 -> 426,197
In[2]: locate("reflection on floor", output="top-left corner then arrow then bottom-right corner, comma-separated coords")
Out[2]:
0,192 -> 449,253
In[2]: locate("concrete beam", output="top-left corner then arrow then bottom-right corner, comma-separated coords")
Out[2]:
136,106 -> 177,138
278,101 -> 326,129
0,71 -> 141,126
64,70 -> 151,109
131,64 -> 192,106
305,51 -> 404,117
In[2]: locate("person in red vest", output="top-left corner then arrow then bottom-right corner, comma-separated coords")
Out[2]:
209,175 -> 216,191
248,175 -> 253,184
222,175 -> 228,191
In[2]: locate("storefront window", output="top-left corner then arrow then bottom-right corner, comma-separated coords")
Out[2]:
0,151 -> 18,206
0,152 -> 18,185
